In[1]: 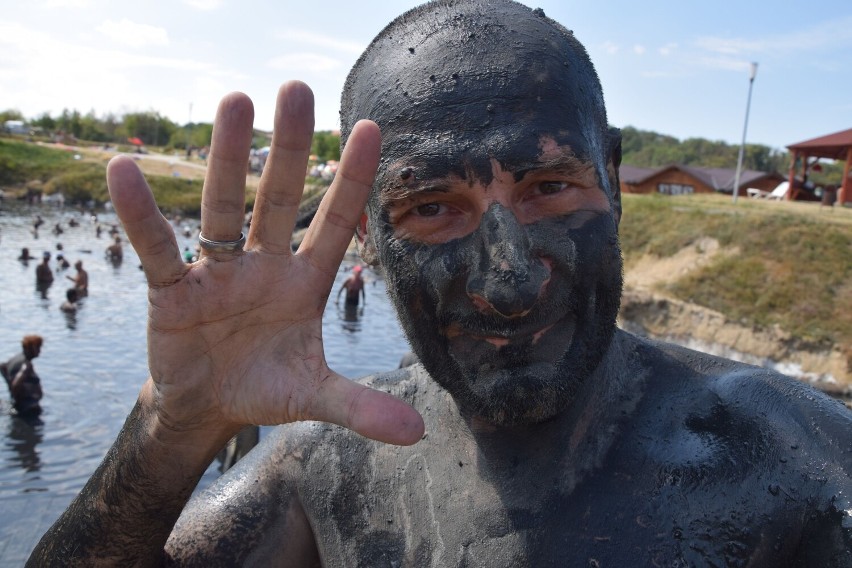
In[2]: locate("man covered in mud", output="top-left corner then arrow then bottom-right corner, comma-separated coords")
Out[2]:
30,1 -> 850,566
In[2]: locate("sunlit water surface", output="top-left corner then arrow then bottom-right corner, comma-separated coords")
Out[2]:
0,202 -> 412,561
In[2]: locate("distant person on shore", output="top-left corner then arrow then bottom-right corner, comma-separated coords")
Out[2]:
33,215 -> 44,231
96,224 -> 103,238
106,235 -> 123,262
18,247 -> 35,262
336,264 -> 366,307
821,184 -> 837,212
60,288 -> 79,313
1,335 -> 44,417
183,247 -> 195,263
66,260 -> 88,296
35,252 -> 54,285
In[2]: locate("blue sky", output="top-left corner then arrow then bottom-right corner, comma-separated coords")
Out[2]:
1,0 -> 850,151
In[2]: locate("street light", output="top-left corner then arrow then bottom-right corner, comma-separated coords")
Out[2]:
732,62 -> 758,204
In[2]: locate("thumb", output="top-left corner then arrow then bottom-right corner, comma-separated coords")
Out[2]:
308,373 -> 425,446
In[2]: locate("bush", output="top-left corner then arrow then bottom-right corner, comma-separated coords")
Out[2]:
43,163 -> 109,204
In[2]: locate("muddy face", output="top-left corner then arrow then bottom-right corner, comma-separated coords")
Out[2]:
376,171 -> 623,425
343,0 -> 623,424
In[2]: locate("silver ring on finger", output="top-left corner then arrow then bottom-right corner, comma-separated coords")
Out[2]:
198,232 -> 246,254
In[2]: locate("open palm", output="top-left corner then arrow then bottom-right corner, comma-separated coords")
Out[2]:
107,82 -> 423,446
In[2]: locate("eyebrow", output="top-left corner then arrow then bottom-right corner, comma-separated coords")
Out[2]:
510,154 -> 595,182
379,180 -> 453,208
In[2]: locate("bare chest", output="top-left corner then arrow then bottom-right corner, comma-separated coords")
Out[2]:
300,441 -> 816,567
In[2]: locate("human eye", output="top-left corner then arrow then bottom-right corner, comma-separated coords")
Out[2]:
537,181 -> 569,195
386,196 -> 450,225
414,202 -> 444,217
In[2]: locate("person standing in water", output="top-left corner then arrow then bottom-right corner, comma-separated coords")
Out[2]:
1,335 -> 44,417
336,265 -> 366,307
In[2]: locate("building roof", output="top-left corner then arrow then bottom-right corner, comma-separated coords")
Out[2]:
786,128 -> 852,161
618,165 -> 658,184
619,164 -> 779,191
677,165 -> 772,192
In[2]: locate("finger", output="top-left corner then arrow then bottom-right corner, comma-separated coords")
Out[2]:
200,92 -> 255,254
248,81 -> 314,254
297,120 -> 379,277
107,156 -> 185,287
309,373 -> 425,446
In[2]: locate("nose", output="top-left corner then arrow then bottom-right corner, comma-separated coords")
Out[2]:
466,204 -> 550,317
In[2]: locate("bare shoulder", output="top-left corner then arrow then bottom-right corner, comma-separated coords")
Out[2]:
614,334 -> 852,563
165,366 -> 430,565
641,335 -> 851,444
165,426 -> 322,565
625,334 -> 851,504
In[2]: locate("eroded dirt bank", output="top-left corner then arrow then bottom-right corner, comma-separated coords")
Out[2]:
620,237 -> 850,399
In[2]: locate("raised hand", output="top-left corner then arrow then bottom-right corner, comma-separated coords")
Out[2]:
107,82 -> 424,446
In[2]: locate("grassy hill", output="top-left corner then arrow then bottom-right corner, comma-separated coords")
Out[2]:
0,137 -> 209,215
619,193 -> 851,357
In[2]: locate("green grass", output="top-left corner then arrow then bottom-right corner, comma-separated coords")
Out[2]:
0,138 -> 80,185
1,137 -> 206,213
146,176 -> 204,216
43,162 -> 110,203
620,193 -> 852,348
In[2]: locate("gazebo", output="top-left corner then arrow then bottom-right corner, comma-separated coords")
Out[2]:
786,127 -> 852,204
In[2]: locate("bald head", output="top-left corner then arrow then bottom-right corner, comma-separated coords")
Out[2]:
341,0 -> 617,202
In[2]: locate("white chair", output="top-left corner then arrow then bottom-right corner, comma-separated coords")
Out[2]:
766,181 -> 789,201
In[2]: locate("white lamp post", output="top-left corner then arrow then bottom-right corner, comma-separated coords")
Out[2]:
732,62 -> 758,204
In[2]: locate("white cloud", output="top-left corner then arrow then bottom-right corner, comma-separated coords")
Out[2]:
267,53 -> 341,72
182,0 -> 223,10
601,41 -> 619,54
695,14 -> 852,56
96,18 -> 169,48
633,44 -> 646,55
0,20 -> 237,124
696,56 -> 754,73
658,43 -> 677,56
275,29 -> 365,55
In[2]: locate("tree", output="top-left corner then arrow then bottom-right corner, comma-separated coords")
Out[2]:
311,131 -> 341,162
56,109 -> 83,138
31,112 -> 56,131
0,109 -> 25,123
619,125 -> 789,174
123,111 -> 177,146
79,110 -> 108,142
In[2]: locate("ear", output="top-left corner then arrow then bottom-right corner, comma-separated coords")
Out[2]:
355,212 -> 380,266
606,126 -> 623,227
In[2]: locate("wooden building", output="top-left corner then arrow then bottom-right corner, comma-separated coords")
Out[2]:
619,164 -> 783,196
786,128 -> 852,205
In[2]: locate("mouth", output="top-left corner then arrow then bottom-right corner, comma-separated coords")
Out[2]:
444,320 -> 559,348
441,313 -> 577,375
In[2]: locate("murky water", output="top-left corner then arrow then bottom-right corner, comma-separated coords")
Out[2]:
0,201 -> 412,561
